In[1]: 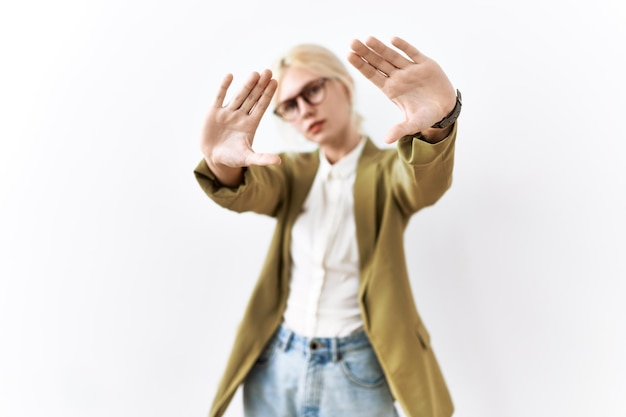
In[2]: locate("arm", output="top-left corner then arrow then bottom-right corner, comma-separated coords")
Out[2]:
347,36 -> 459,144
200,69 -> 281,187
194,159 -> 288,217
391,123 -> 457,214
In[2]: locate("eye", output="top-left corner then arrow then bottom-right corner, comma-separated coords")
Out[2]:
305,82 -> 322,98
282,99 -> 298,113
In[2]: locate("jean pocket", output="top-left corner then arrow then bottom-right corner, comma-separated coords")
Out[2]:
254,337 -> 279,367
340,345 -> 386,388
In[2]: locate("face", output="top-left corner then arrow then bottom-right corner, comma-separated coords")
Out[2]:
275,67 -> 354,148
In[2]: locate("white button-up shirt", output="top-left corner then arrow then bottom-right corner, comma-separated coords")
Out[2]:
283,137 -> 367,337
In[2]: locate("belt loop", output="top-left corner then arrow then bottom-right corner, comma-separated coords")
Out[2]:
330,337 -> 339,362
282,328 -> 294,352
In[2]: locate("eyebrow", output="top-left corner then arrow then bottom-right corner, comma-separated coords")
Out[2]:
279,78 -> 319,104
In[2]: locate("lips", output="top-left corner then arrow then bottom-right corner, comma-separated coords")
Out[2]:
308,120 -> 325,133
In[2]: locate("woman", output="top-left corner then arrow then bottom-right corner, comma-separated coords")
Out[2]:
194,35 -> 461,417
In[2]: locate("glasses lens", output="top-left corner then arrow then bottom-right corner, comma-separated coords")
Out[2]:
303,78 -> 327,105
275,77 -> 329,120
276,99 -> 298,120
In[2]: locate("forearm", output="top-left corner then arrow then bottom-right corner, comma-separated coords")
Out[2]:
194,159 -> 288,217
393,127 -> 456,211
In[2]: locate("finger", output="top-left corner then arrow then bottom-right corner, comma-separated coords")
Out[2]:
240,69 -> 275,115
214,73 -> 234,108
248,78 -> 277,119
390,36 -> 427,64
228,71 -> 261,110
349,38 -> 398,77
347,50 -> 387,89
363,36 -> 415,69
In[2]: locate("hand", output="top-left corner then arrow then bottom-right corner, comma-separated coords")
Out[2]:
201,69 -> 281,186
348,36 -> 457,143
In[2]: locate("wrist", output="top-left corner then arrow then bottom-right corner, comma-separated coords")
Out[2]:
204,156 -> 244,188
414,89 -> 461,143
415,125 -> 453,144
432,89 -> 462,129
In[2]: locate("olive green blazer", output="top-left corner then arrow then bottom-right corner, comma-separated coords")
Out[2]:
194,124 -> 457,417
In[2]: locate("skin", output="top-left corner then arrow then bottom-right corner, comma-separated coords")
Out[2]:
277,67 -> 361,164
201,36 -> 457,187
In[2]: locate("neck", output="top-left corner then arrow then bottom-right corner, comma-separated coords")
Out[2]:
321,128 -> 362,165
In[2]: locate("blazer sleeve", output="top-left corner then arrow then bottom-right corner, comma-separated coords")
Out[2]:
193,158 -> 288,218
391,122 -> 458,215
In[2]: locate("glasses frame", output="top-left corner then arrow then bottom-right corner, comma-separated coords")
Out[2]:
273,77 -> 331,120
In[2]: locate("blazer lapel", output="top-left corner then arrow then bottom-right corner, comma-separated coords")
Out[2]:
353,138 -> 381,272
281,152 -> 320,264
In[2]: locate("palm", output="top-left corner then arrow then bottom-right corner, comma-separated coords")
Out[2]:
348,36 -> 457,143
201,70 -> 280,168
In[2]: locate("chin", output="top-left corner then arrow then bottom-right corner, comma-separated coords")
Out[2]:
303,131 -> 325,145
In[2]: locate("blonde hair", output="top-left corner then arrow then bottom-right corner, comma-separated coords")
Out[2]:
272,43 -> 364,132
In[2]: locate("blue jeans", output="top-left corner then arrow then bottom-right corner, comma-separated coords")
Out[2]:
243,324 -> 399,417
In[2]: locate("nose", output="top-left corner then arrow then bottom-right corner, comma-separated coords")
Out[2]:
295,96 -> 315,118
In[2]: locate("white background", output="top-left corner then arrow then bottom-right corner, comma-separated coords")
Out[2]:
1,0 -> 625,416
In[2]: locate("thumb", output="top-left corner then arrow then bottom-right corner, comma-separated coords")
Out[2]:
383,122 -> 414,144
384,120 -> 431,144
244,152 -> 282,166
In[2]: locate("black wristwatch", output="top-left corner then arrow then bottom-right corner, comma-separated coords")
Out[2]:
431,89 -> 462,129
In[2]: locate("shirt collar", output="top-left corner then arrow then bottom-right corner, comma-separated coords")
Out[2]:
318,136 -> 366,180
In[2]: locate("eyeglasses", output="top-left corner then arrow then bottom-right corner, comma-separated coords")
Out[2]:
273,77 -> 331,121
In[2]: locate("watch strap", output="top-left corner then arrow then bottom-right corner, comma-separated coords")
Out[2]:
431,89 -> 462,129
